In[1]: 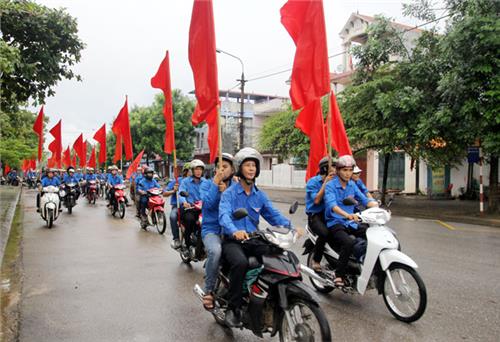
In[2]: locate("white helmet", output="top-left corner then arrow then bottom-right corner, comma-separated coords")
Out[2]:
353,166 -> 362,174
190,159 -> 205,170
215,153 -> 234,167
234,147 -> 263,178
336,155 -> 356,169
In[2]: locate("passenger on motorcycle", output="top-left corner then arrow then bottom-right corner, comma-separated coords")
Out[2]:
164,163 -> 191,249
137,167 -> 161,225
74,168 -> 83,182
130,166 -> 142,198
324,155 -> 378,287
219,147 -> 297,327
352,166 -> 372,199
84,168 -> 97,195
200,153 -> 235,310
63,167 -> 81,200
37,168 -> 61,212
106,165 -> 124,207
178,159 -> 207,248
305,156 -> 336,272
7,169 -> 18,185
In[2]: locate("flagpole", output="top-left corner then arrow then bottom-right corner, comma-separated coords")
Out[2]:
326,92 -> 333,169
217,104 -> 223,166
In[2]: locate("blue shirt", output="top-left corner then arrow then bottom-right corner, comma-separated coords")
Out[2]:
7,171 -> 17,180
27,171 -> 36,178
63,174 -> 78,184
219,182 -> 292,237
179,176 -> 206,205
354,179 -> 369,197
137,178 -> 160,192
165,176 -> 183,206
107,174 -> 124,186
85,174 -> 96,181
74,173 -> 83,182
324,177 -> 375,228
305,175 -> 326,214
200,179 -> 232,238
96,174 -> 106,181
135,174 -> 144,186
41,177 -> 60,187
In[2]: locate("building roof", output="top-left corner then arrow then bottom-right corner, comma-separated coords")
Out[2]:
189,90 -> 287,102
340,12 -> 423,37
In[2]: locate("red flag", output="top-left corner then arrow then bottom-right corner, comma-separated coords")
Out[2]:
22,159 -> 29,173
327,91 -> 352,156
73,134 -> 86,168
113,134 -> 122,163
33,106 -> 44,161
88,146 -> 96,169
47,157 -> 56,169
48,120 -> 62,168
189,0 -> 220,162
126,149 -> 144,180
81,140 -> 87,168
151,51 -> 176,154
295,99 -> 327,180
281,0 -> 331,110
63,147 -> 72,168
4,164 -> 11,175
30,159 -> 37,170
93,124 -> 107,164
112,98 -> 133,160
71,151 -> 77,168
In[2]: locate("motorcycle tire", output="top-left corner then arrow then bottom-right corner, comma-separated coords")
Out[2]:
68,205 -> 72,215
155,212 -> 167,235
382,263 -> 427,323
47,209 -> 54,229
306,253 -> 334,294
119,202 -> 126,219
92,193 -> 96,205
279,298 -> 332,342
180,245 -> 191,264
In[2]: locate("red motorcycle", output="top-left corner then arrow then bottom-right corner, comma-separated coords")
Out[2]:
178,192 -> 204,264
109,184 -> 126,219
86,180 -> 97,204
141,187 -> 166,234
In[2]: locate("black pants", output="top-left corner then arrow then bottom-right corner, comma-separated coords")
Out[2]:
329,224 -> 367,278
180,208 -> 200,247
222,239 -> 271,311
308,213 -> 330,263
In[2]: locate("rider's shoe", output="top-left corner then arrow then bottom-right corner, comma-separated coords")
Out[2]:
36,208 -> 40,213
170,239 -> 181,249
224,309 -> 242,328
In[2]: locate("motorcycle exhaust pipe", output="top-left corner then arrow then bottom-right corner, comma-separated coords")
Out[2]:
193,284 -> 206,303
300,264 -> 335,287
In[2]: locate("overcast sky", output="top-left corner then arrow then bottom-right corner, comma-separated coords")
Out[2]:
35,0 -> 433,147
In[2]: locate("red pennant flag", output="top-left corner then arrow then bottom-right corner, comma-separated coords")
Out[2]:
73,134 -> 86,168
113,134 -> 122,164
48,120 -> 62,168
4,164 -> 11,175
47,157 -> 56,169
33,106 -> 44,161
21,159 -> 29,173
30,159 -> 37,170
71,151 -> 77,168
281,0 -> 331,110
81,140 -> 87,168
88,146 -> 96,169
151,51 -> 176,154
62,147 -> 72,168
189,0 -> 220,162
295,99 -> 328,180
112,98 -> 133,160
327,91 -> 352,156
93,124 -> 107,164
126,149 -> 145,180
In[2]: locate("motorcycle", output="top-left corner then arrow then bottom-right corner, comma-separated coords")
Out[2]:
27,176 -> 37,189
194,203 -> 332,342
98,179 -> 106,198
39,185 -> 61,228
140,187 -> 167,234
301,198 -> 427,323
109,184 -> 126,218
60,182 -> 78,214
86,180 -> 98,204
178,191 -> 203,264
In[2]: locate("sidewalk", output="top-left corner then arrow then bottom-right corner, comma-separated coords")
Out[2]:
0,186 -> 21,266
260,186 -> 500,228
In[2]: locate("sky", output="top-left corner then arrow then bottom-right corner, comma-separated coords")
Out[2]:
35,0 -> 435,147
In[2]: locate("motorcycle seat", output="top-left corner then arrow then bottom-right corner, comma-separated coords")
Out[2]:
247,256 -> 261,269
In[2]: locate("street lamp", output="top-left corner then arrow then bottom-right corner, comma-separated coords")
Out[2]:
216,48 -> 246,150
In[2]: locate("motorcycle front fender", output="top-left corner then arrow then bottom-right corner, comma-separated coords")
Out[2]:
277,280 -> 320,310
379,249 -> 418,271
153,206 -> 165,212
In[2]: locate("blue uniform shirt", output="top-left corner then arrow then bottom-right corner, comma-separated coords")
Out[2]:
354,179 -> 369,197
305,175 -> 327,214
178,176 -> 206,205
74,173 -> 83,182
200,179 -> 232,238
324,177 -> 375,228
165,176 -> 183,206
63,174 -> 78,184
85,174 -> 96,181
41,177 -> 60,187
107,174 -> 124,186
137,178 -> 160,192
96,173 -> 106,181
27,171 -> 36,178
135,174 -> 144,186
219,182 -> 292,237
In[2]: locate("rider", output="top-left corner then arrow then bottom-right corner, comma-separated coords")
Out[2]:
136,167 -> 161,226
352,166 -> 373,198
37,168 -> 61,212
178,159 -> 206,249
106,165 -> 124,207
7,168 -> 18,185
164,163 -> 190,249
305,156 -> 336,272
74,168 -> 83,182
219,147 -> 297,327
84,168 -> 97,195
200,153 -> 235,310
130,166 -> 142,199
324,155 -> 378,287
63,167 -> 81,200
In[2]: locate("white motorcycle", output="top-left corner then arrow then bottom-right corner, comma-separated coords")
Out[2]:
40,185 -> 61,228
301,202 -> 427,323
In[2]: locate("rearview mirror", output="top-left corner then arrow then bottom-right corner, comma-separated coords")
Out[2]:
179,191 -> 189,197
232,208 -> 248,220
289,201 -> 299,214
342,197 -> 358,206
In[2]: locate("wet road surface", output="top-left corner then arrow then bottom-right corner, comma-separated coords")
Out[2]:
19,189 -> 500,341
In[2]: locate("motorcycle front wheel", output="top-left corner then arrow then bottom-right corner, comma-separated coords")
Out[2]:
67,204 -> 72,215
155,211 -> 167,235
119,202 -> 126,219
279,298 -> 332,342
382,263 -> 427,323
46,209 -> 54,229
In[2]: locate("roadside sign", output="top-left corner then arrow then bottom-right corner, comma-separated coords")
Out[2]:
468,147 -> 480,163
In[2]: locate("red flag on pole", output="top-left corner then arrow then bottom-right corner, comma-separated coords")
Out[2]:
71,151 -> 77,168
4,164 -> 11,175
73,134 -> 86,168
280,0 -> 331,110
126,149 -> 145,180
22,160 -> 29,173
33,106 -> 44,162
327,91 -> 352,156
47,157 -> 56,169
113,134 -> 122,164
189,0 -> 220,162
88,146 -> 96,169
81,140 -> 87,168
48,120 -> 62,168
151,51 -> 176,154
93,124 -> 107,164
30,159 -> 37,170
112,98 -> 133,160
63,147 -> 72,168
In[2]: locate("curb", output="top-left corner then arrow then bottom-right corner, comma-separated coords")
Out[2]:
0,187 -> 22,267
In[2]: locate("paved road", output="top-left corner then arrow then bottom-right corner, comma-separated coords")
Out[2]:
19,189 -> 500,342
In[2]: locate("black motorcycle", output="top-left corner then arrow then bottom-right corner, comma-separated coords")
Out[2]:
60,182 -> 78,214
194,204 -> 332,342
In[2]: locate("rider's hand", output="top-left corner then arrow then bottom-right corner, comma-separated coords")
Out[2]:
324,172 -> 335,183
173,184 -> 179,192
213,167 -> 224,185
183,202 -> 192,209
233,230 -> 249,241
347,214 -> 360,222
218,182 -> 227,193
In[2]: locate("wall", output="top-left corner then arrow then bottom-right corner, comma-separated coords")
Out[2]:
258,164 -> 305,189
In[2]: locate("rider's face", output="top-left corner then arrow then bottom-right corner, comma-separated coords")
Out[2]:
220,160 -> 233,180
193,167 -> 203,178
338,167 -> 353,181
241,160 -> 256,180
111,170 -> 117,175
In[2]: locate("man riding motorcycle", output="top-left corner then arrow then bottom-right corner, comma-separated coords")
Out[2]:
324,155 -> 378,287
200,153 -> 235,311
219,147 -> 299,327
106,165 -> 124,207
37,168 -> 61,212
136,167 -> 161,226
305,156 -> 336,272
63,167 -> 81,200
164,163 -> 190,249
74,168 -> 83,182
83,168 -> 97,195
